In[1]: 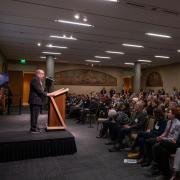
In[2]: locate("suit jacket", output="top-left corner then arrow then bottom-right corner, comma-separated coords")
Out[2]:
130,110 -> 147,131
28,76 -> 47,105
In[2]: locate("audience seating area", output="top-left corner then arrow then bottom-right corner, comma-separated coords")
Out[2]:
66,88 -> 180,180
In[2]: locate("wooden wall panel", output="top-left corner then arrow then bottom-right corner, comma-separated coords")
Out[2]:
23,73 -> 34,105
8,71 -> 23,106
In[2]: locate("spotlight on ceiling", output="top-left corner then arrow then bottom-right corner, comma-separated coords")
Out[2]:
74,14 -> 80,20
37,42 -> 41,46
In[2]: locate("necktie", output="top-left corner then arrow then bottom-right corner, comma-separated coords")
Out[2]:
165,120 -> 173,137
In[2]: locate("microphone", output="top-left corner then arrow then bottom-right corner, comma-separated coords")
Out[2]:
46,76 -> 55,82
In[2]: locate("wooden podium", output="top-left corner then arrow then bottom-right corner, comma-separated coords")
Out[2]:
47,88 -> 69,130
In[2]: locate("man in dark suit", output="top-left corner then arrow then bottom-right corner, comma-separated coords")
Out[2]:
29,69 -> 53,133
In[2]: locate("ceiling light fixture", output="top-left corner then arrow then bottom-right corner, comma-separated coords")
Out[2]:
94,56 -> 111,59
37,42 -> 41,46
55,19 -> 93,27
138,59 -> 152,63
85,60 -> 101,63
50,35 -> 77,40
177,49 -> 180,52
42,51 -> 61,55
154,55 -> 170,59
40,56 -> 56,59
124,62 -> 134,65
46,44 -> 68,49
122,43 -> 144,48
145,32 -> 172,38
74,14 -> 80,20
105,50 -> 125,55
83,16 -> 87,22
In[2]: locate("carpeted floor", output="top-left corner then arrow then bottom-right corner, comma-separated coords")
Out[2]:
0,113 -> 153,180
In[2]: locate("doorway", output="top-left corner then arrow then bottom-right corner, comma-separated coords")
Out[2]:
123,77 -> 133,92
23,73 -> 34,105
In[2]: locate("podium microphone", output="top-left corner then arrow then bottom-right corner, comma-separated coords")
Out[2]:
46,76 -> 55,82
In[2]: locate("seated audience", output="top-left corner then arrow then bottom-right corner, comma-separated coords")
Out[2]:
145,107 -> 180,179
109,101 -> 147,152
131,108 -> 167,162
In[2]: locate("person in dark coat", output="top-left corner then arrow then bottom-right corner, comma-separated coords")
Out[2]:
28,69 -> 53,133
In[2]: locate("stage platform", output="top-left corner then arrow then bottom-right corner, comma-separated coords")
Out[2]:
0,130 -> 77,162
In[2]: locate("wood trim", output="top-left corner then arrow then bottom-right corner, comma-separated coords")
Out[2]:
50,96 -> 67,129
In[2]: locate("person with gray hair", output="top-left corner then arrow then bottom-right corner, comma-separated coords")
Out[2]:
28,69 -> 53,133
109,101 -> 147,152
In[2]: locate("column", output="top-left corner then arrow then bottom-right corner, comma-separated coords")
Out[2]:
46,55 -> 55,92
133,62 -> 141,93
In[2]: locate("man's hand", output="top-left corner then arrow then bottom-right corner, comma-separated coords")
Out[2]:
156,136 -> 164,142
123,124 -> 131,128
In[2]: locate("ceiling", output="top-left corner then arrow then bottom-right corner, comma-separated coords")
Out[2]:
0,0 -> 180,68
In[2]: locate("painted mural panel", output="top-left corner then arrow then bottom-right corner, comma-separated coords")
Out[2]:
146,72 -> 163,87
55,69 -> 117,86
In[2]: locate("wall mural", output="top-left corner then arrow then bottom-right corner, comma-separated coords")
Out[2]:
55,69 -> 117,86
146,72 -> 163,87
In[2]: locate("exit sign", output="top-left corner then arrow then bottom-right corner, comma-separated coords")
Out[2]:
19,59 -> 26,64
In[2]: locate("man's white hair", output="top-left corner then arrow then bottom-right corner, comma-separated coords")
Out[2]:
35,69 -> 44,75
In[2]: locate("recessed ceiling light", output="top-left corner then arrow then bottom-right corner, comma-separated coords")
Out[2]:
74,14 -> 80,20
105,50 -> 125,55
37,42 -> 41,46
124,62 -> 134,65
145,33 -> 172,38
177,49 -> 180,52
46,44 -> 68,49
50,35 -> 77,40
154,55 -> 170,59
122,43 -> 144,48
42,52 -> 61,55
55,19 -> 94,27
40,56 -> 56,59
83,16 -> 87,22
138,59 -> 152,63
85,60 -> 101,63
94,56 -> 111,59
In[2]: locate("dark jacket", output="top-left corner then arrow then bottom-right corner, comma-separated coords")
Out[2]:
28,76 -> 47,105
150,119 -> 167,137
130,111 -> 147,131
